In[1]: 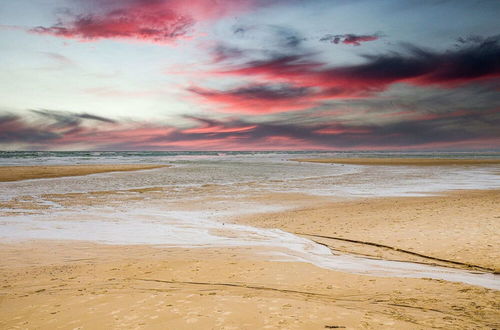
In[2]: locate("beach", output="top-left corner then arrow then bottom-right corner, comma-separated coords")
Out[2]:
0,164 -> 168,182
234,189 -> 500,272
1,238 -> 498,329
0,153 -> 499,329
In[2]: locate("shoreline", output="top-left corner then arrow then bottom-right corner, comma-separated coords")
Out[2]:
0,164 -> 169,182
292,157 -> 500,166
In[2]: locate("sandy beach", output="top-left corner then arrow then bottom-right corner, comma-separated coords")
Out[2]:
1,240 -> 499,330
0,164 -> 168,182
0,161 -> 499,329
234,189 -> 500,272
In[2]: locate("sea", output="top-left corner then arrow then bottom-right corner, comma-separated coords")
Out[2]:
1,150 -> 500,165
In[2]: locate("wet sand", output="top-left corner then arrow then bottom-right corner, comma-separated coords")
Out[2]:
292,158 -> 500,166
0,164 -> 168,182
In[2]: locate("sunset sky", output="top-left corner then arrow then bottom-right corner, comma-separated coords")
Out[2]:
1,0 -> 499,150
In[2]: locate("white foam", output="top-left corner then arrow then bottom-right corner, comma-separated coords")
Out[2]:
1,208 -> 498,290
1,158 -> 498,202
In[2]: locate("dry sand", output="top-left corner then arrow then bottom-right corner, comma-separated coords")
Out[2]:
0,164 -> 499,329
233,190 -> 500,273
1,241 -> 499,329
0,164 -> 168,182
292,157 -> 500,166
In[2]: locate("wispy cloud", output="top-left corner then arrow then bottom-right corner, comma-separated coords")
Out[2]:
1,108 -> 498,151
320,33 -> 382,46
188,84 -> 322,114
214,35 -> 500,92
186,35 -> 499,116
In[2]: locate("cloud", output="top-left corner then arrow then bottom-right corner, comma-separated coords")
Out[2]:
188,83 -> 323,113
187,81 -> 374,114
320,33 -> 381,46
42,52 -> 74,65
75,113 -> 117,123
232,24 -> 306,48
0,113 -> 60,143
0,109 -> 116,145
183,35 -> 500,116
31,0 -> 259,43
216,36 -> 500,92
211,44 -> 246,63
31,109 -> 116,124
1,107 -> 498,151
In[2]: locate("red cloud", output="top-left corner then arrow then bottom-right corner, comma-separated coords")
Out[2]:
188,84 -> 329,114
208,55 -> 388,109
320,33 -> 381,46
32,0 -> 256,43
216,36 -> 500,94
1,110 -> 499,151
186,37 -> 500,115
183,124 -> 256,134
314,127 -> 371,135
188,82 -> 374,114
342,34 -> 379,46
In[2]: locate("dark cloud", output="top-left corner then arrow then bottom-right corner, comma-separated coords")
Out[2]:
211,44 -> 245,63
76,113 -> 117,123
188,83 -> 323,114
338,36 -> 500,86
1,107 -> 498,150
31,109 -> 116,125
190,84 -> 313,100
320,33 -> 382,46
0,110 -> 118,146
456,35 -> 484,46
150,111 -> 500,150
0,113 -> 60,143
271,25 -> 306,48
233,26 -> 247,35
217,36 -> 500,92
231,24 -> 306,49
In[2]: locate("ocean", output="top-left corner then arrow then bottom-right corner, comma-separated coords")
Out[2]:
1,150 -> 499,166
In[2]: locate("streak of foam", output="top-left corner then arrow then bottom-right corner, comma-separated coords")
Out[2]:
1,208 -> 498,290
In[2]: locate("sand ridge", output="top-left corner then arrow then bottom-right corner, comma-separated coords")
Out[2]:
232,190 -> 500,272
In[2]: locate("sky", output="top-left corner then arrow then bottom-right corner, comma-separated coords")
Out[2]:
0,0 -> 499,151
